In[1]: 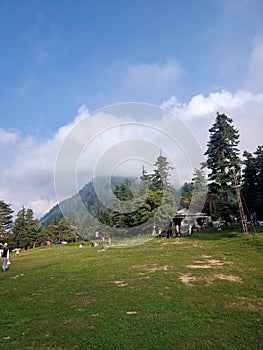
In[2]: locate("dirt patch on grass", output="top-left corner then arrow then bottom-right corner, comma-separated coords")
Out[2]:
181,255 -> 237,285
97,247 -> 109,252
146,265 -> 169,272
161,239 -> 202,248
110,280 -> 128,287
186,256 -> 233,269
192,243 -> 202,248
179,274 -> 199,285
10,273 -> 24,279
179,273 -> 242,286
215,274 -> 242,282
229,296 -> 263,311
187,264 -> 215,269
162,239 -> 188,245
133,264 -> 169,275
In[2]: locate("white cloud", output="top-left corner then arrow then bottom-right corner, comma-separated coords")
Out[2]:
0,129 -> 18,145
124,60 -> 182,87
0,106 -> 90,217
28,198 -> 56,217
120,60 -> 183,101
161,90 -> 263,153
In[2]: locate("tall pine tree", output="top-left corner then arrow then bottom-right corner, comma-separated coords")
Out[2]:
190,168 -> 208,213
242,146 -> 263,220
0,200 -> 13,235
205,113 -> 241,220
150,152 -> 173,189
13,207 -> 41,247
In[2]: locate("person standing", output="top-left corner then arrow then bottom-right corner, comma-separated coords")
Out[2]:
1,243 -> 9,272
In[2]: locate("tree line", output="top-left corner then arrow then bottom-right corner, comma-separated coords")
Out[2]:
0,204 -> 79,249
0,112 -> 262,247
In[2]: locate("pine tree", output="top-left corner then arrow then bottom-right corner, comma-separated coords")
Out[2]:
242,146 -> 263,220
13,207 -> 27,246
150,152 -> 173,189
149,153 -> 176,230
254,146 -> 263,219
205,113 -> 241,220
0,200 -> 13,234
42,218 -> 78,242
98,154 -> 176,234
13,207 -> 41,247
140,165 -> 150,182
179,182 -> 193,209
190,168 -> 208,213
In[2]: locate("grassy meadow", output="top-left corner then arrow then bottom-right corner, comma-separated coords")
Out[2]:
1,229 -> 262,350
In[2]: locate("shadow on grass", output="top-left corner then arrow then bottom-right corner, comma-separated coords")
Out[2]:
184,226 -> 263,252
185,228 -> 244,241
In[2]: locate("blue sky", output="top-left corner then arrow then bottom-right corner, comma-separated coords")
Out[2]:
0,0 -> 263,217
1,0 -> 262,136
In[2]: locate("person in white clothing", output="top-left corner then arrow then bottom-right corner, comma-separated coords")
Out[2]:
1,243 -> 9,272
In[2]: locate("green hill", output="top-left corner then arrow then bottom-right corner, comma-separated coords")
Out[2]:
40,176 -> 136,236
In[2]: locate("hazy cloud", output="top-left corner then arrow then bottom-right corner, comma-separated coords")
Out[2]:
0,106 -> 89,217
0,129 -> 18,146
120,60 -> 183,101
246,34 -> 263,92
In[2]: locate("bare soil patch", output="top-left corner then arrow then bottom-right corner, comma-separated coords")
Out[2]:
109,280 -> 128,287
186,256 -> 233,269
108,281 -> 128,287
229,296 -> 263,311
162,239 -> 187,245
133,264 -> 169,275
179,273 -> 242,286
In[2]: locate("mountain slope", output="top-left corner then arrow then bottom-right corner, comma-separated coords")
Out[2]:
40,176 -> 135,234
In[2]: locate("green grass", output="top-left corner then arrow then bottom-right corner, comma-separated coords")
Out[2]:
1,231 -> 262,350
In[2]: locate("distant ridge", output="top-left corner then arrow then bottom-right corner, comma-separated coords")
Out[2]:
40,176 -> 135,235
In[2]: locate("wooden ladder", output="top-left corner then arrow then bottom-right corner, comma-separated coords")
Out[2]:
233,170 -> 249,235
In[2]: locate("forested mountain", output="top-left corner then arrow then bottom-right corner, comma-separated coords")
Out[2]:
40,154 -> 180,240
40,176 -> 136,233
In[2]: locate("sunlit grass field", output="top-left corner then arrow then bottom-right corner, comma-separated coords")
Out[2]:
1,230 -> 262,350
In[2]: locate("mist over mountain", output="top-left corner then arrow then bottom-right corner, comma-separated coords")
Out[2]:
40,176 -> 136,237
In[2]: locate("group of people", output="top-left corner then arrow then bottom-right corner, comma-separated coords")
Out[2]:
91,241 -> 104,247
1,243 -> 9,272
